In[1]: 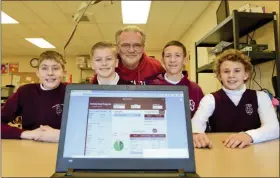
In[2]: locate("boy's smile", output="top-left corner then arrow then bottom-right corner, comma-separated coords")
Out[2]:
219,60 -> 248,91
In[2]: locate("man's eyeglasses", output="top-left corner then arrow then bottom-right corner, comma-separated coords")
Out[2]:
119,43 -> 143,51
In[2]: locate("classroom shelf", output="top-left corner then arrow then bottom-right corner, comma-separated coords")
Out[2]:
197,51 -> 276,73
195,10 -> 279,96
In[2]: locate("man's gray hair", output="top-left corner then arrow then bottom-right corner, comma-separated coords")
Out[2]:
115,25 -> 146,45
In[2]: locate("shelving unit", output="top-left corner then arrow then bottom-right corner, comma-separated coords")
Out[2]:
197,51 -> 276,73
195,10 -> 279,96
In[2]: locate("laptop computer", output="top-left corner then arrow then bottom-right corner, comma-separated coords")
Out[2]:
52,84 -> 199,177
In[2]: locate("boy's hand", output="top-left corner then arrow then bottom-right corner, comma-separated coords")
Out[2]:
20,130 -> 43,140
223,132 -> 253,148
21,125 -> 60,143
35,125 -> 60,143
35,129 -> 60,143
38,125 -> 54,131
193,133 -> 212,148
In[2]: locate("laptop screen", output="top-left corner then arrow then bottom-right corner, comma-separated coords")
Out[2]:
63,90 -> 189,159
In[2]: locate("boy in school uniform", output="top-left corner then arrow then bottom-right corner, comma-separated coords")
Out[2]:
145,40 -> 204,117
192,49 -> 279,149
90,41 -> 133,85
1,51 -> 67,143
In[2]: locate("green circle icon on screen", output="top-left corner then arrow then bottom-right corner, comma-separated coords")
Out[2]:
114,140 -> 124,151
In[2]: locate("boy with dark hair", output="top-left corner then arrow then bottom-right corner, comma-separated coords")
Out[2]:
145,40 -> 204,117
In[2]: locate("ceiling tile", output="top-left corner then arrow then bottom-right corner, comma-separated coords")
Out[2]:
49,24 -> 75,37
173,1 -> 211,25
89,1 -> 122,24
75,24 -> 101,37
2,24 -> 38,38
148,1 -> 185,25
64,35 -> 89,48
145,24 -> 171,39
98,24 -> 125,42
26,24 -> 59,38
23,1 -> 69,23
45,36 -> 70,50
1,26 -> 19,38
54,1 -> 82,14
164,24 -> 191,42
2,1 -> 44,24
17,38 -> 43,49
65,45 -> 91,56
83,35 -> 104,47
1,1 -> 209,56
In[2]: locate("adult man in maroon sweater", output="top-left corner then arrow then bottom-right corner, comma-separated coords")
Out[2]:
115,26 -> 165,85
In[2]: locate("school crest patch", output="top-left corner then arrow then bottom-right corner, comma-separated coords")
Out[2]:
245,104 -> 253,115
52,104 -> 63,115
189,99 -> 195,111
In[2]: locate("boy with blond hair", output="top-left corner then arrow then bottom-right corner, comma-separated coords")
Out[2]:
90,41 -> 132,85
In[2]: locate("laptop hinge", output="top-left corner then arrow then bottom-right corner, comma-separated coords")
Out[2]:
178,169 -> 185,177
66,168 -> 74,176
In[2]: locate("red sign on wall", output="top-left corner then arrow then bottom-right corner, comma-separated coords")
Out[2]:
8,63 -> 19,73
1,63 -> 8,74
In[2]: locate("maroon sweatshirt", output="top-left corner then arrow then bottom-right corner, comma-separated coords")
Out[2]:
115,53 -> 165,85
145,71 -> 204,118
1,83 -> 66,139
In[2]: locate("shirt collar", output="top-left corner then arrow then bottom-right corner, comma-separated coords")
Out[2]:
164,73 -> 184,84
222,84 -> 246,95
97,72 -> 119,85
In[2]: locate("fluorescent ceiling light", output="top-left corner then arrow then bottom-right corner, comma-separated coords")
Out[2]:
25,38 -> 55,48
1,11 -> 19,24
121,1 -> 151,24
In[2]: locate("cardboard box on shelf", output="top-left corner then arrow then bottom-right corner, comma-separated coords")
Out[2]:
238,4 -> 265,13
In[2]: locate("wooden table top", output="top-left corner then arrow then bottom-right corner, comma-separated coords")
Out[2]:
2,133 -> 279,177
